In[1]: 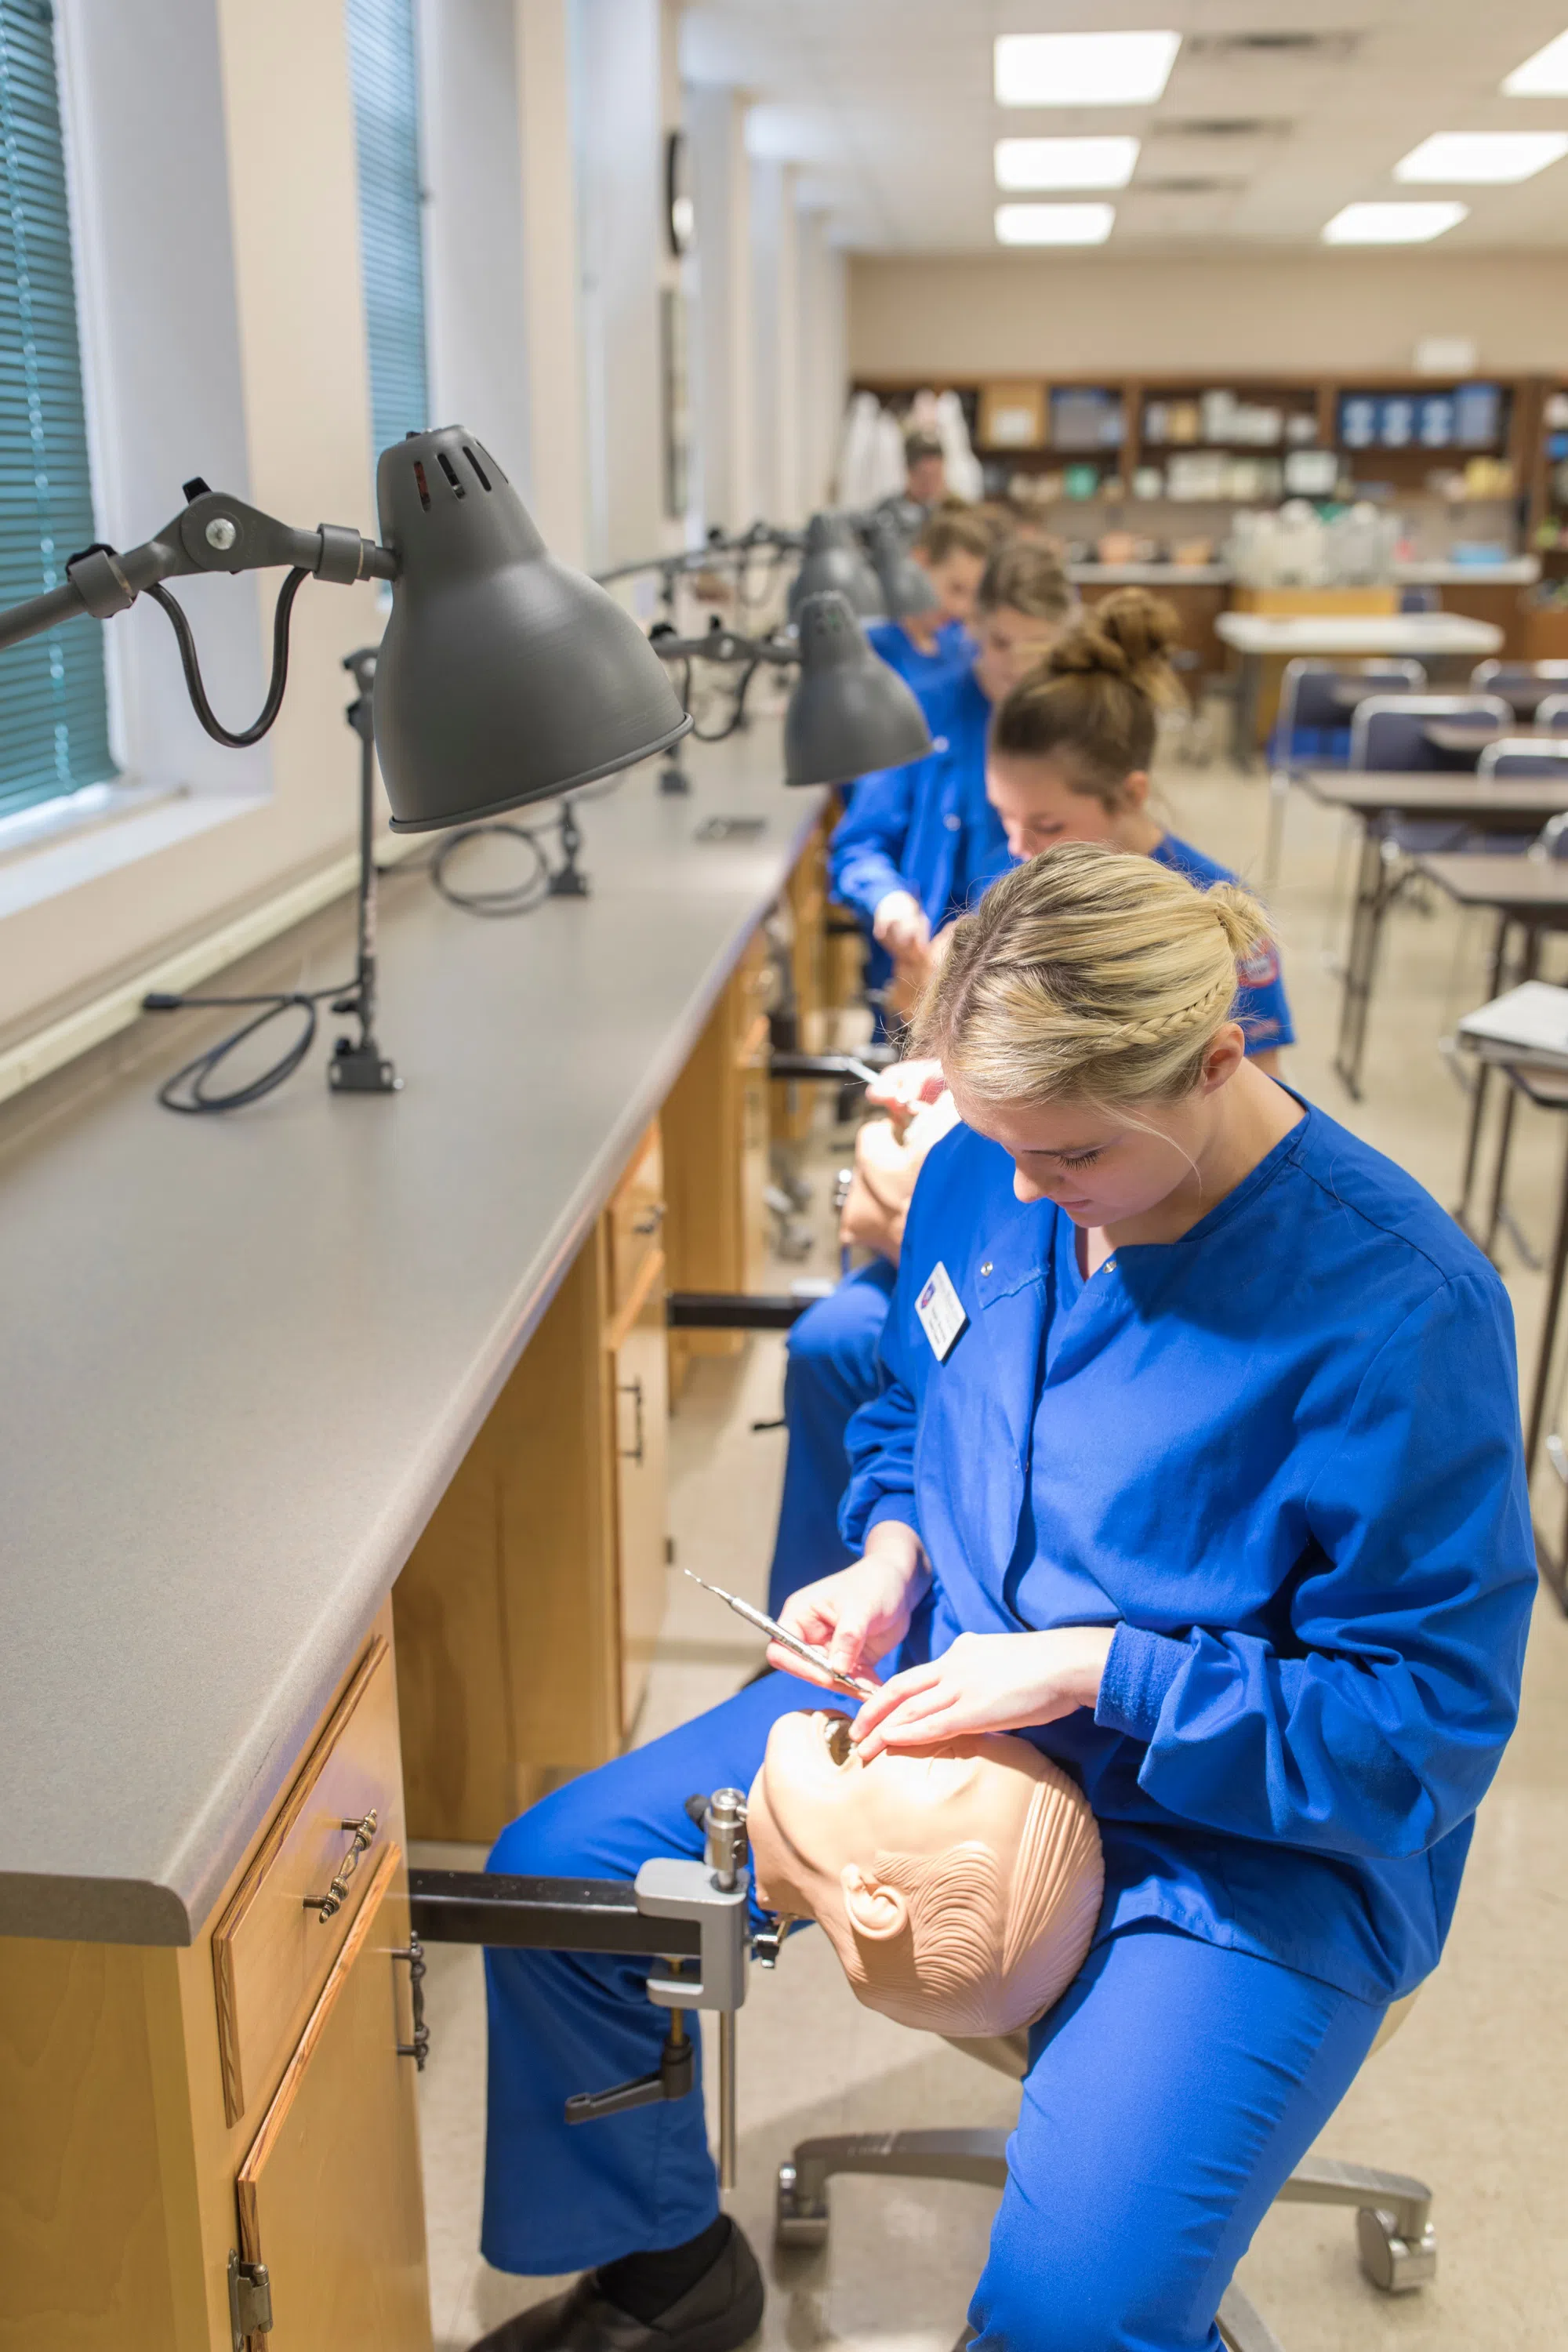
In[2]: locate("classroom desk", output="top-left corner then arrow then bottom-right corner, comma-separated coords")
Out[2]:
1295,772 -> 1568,1097
1216,611 -> 1504,768
1413,855 -> 1568,1251
0,728 -> 827,2347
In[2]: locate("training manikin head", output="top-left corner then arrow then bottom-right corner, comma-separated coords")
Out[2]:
748,1710 -> 1104,2038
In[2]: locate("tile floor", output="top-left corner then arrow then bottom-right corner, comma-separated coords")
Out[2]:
414,753 -> 1568,2351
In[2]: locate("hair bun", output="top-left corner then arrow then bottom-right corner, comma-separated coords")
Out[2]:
1046,586 -> 1179,691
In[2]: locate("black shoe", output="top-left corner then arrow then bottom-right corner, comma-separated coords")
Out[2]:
470,2221 -> 764,2352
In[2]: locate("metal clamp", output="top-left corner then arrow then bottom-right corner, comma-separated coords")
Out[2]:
303,1809 -> 378,1922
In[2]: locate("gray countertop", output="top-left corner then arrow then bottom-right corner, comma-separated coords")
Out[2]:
0,728 -> 825,1945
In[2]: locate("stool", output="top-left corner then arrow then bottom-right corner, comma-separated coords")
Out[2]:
774,1995 -> 1432,2352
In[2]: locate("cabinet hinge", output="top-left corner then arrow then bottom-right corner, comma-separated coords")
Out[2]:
228,2249 -> 273,2344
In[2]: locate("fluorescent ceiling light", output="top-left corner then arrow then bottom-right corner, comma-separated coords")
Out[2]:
995,201 -> 1116,246
1395,130 -> 1568,182
1322,201 -> 1468,244
994,31 -> 1179,108
1503,30 -> 1568,96
995,136 -> 1140,191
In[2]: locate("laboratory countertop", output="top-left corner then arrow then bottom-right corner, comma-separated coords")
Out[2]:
0,728 -> 826,1947
1067,564 -> 1232,586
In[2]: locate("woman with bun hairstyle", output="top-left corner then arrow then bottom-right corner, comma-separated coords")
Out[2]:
767,842 -> 1532,2352
985,586 -> 1293,1069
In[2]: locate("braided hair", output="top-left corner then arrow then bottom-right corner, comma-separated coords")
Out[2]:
909,840 -> 1271,1108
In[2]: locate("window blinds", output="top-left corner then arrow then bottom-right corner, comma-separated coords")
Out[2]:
345,0 -> 430,468
0,0 -> 114,818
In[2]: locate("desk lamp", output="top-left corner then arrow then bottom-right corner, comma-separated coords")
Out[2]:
786,512 -> 884,621
866,514 -> 938,622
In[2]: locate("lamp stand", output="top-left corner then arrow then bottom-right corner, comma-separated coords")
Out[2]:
328,648 -> 401,1094
548,799 -> 591,897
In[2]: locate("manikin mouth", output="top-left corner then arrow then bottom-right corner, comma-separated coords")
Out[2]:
815,1710 -> 856,1767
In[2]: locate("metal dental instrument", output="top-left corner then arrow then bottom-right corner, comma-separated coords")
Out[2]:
682,1569 -> 878,1700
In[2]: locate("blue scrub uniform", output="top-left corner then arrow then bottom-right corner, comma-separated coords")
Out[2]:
481,1103 -> 1533,2348
865,615 -> 973,697
765,1258 -> 898,1618
768,833 -> 1295,1617
829,664 -> 1010,1007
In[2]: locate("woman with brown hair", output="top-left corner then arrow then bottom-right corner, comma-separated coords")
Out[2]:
985,586 -> 1294,1067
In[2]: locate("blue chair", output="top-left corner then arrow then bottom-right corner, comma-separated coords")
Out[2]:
1471,739 -> 1568,851
1537,693 -> 1568,735
1269,657 -> 1425,768
1470,659 -> 1568,720
1348,695 -> 1514,851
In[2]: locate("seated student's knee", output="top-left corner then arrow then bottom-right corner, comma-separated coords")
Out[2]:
973,2226 -> 1201,2352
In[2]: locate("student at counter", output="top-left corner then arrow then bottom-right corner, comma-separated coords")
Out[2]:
769,589 -> 1294,1612
864,508 -> 993,696
829,541 -> 1074,1018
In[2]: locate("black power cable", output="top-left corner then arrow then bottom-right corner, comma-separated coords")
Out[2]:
143,983 -> 354,1116
144,568 -> 309,747
427,820 -> 554,916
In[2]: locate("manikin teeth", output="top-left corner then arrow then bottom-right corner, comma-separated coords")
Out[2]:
819,1712 -> 855,1766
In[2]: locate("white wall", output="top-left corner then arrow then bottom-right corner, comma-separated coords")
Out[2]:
418,0 -> 530,489
849,251 -> 1568,382
797,212 -> 846,514
514,0 -> 587,563
688,83 -> 755,535
750,158 -> 805,528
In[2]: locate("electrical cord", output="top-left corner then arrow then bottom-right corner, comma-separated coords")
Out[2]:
145,567 -> 309,747
426,820 -> 554,917
143,981 -> 358,1115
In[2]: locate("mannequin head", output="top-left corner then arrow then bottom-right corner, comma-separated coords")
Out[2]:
749,1709 -> 1103,2036
904,429 -> 947,506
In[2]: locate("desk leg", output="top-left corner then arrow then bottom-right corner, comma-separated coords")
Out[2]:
1524,1119 -> 1568,1483
1231,654 -> 1259,772
1333,825 -> 1386,1100
1454,916 -> 1510,1234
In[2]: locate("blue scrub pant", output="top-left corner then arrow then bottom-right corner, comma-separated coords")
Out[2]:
482,1673 -> 1387,2350
765,1258 -> 897,1617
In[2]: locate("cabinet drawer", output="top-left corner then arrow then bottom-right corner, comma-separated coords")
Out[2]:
213,1636 -> 402,2126
608,1123 -> 665,1315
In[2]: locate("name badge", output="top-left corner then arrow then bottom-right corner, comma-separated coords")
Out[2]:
915,1260 -> 968,1361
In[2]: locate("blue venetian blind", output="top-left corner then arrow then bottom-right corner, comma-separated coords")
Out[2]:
0,0 -> 114,818
345,0 -> 429,466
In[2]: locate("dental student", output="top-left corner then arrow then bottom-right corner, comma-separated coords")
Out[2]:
765,588 -> 1294,1614
472,843 -> 1531,2352
864,506 -> 993,696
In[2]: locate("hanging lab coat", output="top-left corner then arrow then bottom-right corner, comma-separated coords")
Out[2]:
841,1102 -> 1534,2003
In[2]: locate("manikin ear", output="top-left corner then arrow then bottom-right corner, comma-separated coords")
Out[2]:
840,1864 -> 910,1942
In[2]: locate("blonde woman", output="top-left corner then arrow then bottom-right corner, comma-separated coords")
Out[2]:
770,843 -> 1532,2350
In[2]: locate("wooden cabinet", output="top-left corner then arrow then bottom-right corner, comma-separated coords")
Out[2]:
236,1846 -> 429,2350
0,1606 -> 430,2352
394,1123 -> 674,1831
663,932 -> 772,1374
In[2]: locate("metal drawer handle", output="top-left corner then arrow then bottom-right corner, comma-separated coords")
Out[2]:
619,1377 -> 645,1465
630,1203 -> 665,1236
395,1933 -> 430,2069
304,1808 -> 378,1922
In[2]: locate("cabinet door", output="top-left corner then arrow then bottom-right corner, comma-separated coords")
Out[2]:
236,1845 -> 430,2351
613,1258 -> 670,1734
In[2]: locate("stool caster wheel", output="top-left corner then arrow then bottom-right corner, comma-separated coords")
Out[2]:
1356,2205 -> 1436,2292
775,2160 -> 829,2251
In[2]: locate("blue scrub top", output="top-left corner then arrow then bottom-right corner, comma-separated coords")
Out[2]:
841,1105 -> 1534,2004
866,616 -> 974,698
829,665 -> 1011,944
1153,833 -> 1296,1052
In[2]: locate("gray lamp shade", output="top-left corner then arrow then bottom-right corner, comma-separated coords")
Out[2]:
783,592 -> 933,787
786,511 -> 884,622
868,514 -> 938,620
373,425 -> 691,832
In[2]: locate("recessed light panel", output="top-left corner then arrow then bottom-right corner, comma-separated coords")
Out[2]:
995,201 -> 1116,246
1503,30 -> 1568,96
995,136 -> 1140,191
1396,130 -> 1568,182
994,31 -> 1180,108
1322,201 -> 1468,244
